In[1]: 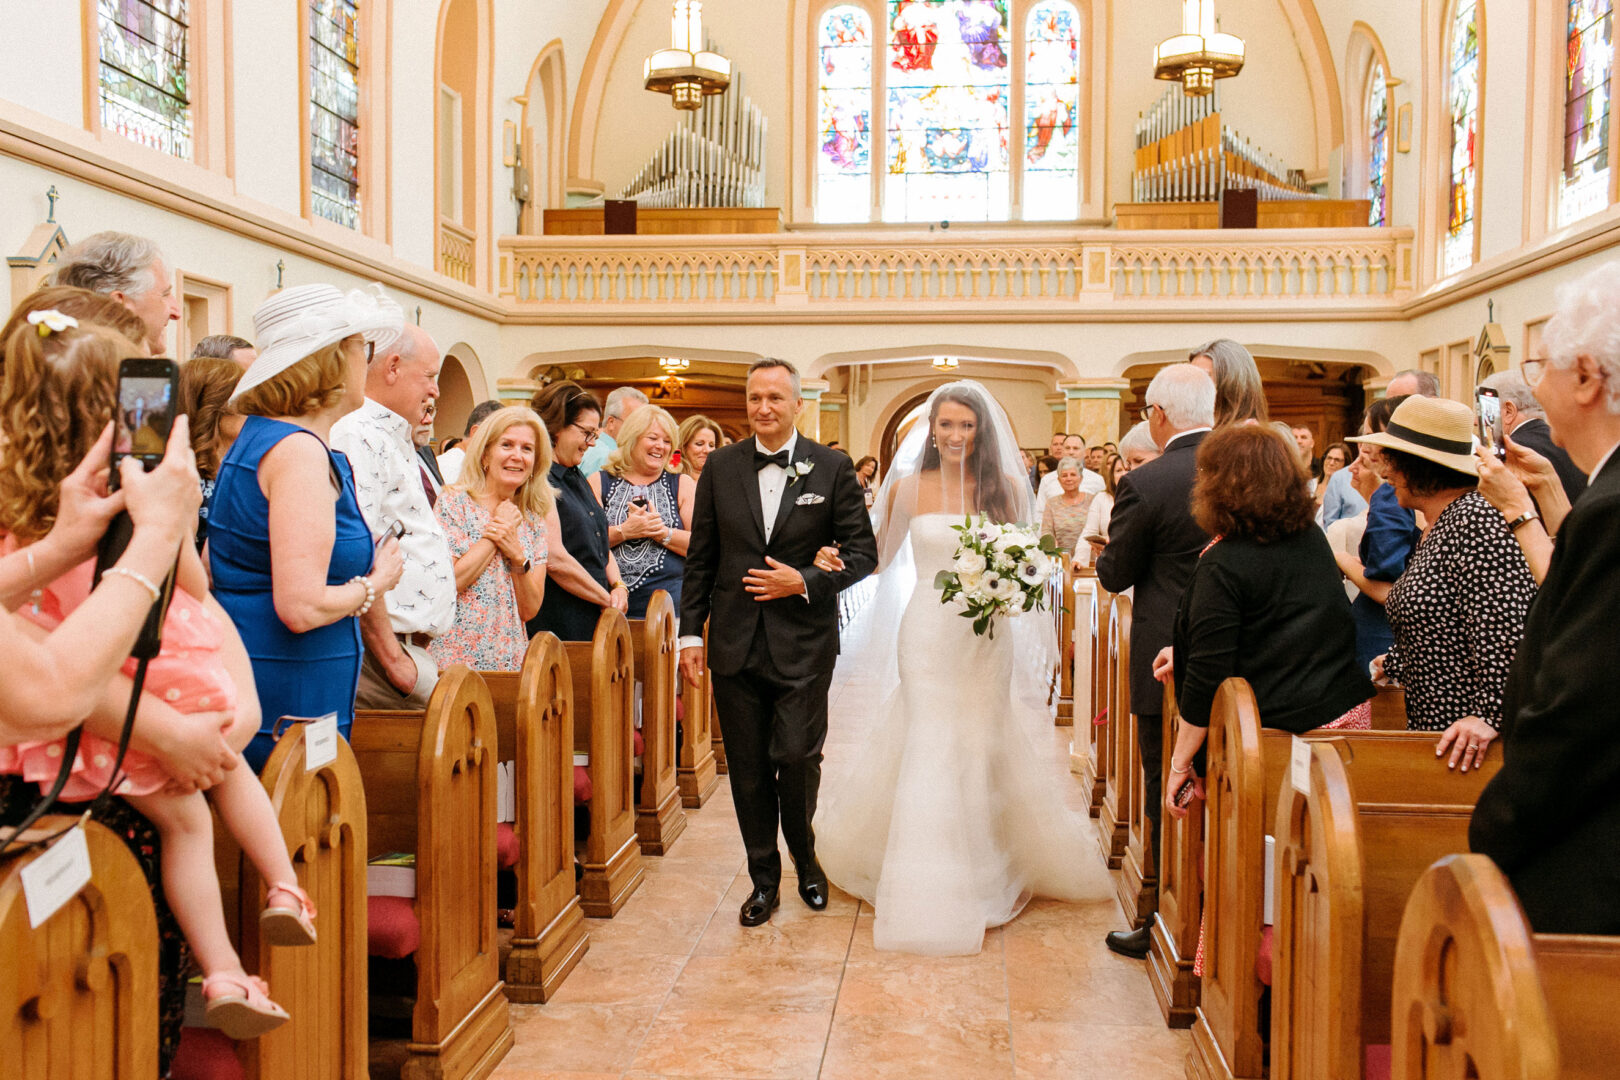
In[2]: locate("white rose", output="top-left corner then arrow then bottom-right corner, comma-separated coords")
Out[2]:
954,550 -> 988,576
959,570 -> 984,597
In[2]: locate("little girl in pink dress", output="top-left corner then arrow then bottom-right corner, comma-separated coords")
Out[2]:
0,541 -> 316,1039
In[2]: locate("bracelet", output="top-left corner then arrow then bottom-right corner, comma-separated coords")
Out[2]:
103,566 -> 162,603
610,581 -> 627,592
1507,509 -> 1540,533
350,575 -> 376,617
1168,762 -> 1193,776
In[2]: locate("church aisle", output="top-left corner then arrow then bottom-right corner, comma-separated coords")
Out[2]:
490,633 -> 1188,1080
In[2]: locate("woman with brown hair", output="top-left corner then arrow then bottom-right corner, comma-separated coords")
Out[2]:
1189,338 -> 1269,428
178,356 -> 243,548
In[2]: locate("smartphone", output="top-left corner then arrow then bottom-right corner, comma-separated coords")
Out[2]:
1476,386 -> 1505,461
376,520 -> 406,549
1174,776 -> 1198,808
629,495 -> 650,510
109,357 -> 181,491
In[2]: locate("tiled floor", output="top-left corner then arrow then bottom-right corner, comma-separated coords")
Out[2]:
492,632 -> 1188,1080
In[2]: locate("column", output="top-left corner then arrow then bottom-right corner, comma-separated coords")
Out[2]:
1058,379 -> 1133,446
797,379 -> 830,440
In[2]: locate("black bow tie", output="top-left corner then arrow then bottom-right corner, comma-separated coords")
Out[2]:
754,448 -> 791,471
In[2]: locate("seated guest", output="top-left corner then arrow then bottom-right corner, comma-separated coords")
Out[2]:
1041,456 -> 1093,554
211,285 -> 405,770
1189,339 -> 1268,427
677,413 -> 724,481
1351,397 -> 1537,771
1335,396 -> 1420,674
588,404 -> 695,619
1471,262 -> 1620,933
192,333 -> 257,370
439,398 -> 503,485
179,356 -> 244,547
528,381 -> 629,639
431,407 -> 552,671
1481,368 -> 1587,505
51,231 -> 180,355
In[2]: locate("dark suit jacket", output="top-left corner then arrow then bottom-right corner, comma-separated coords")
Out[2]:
1470,449 -> 1620,933
680,436 -> 878,680
1509,417 -> 1587,508
416,444 -> 444,487
1095,430 -> 1210,715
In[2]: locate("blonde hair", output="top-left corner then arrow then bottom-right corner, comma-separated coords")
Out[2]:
605,404 -> 678,477
0,319 -> 139,541
452,406 -> 556,520
676,413 -> 723,476
233,338 -> 351,419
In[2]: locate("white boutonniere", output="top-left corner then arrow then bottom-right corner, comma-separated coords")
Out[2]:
787,460 -> 814,485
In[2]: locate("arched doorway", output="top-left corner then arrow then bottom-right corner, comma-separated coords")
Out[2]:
518,42 -> 566,234
878,392 -> 934,469
434,0 -> 490,285
436,344 -> 482,439
1118,355 -> 1378,448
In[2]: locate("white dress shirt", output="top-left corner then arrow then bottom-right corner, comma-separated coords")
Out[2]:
330,398 -> 457,637
1035,466 -> 1105,521
437,445 -> 466,485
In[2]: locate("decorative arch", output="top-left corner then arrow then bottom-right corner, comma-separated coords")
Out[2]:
567,0 -> 637,186
871,379 -> 958,468
433,0 -> 493,286
1272,0 -> 1345,177
518,40 -> 568,233
1345,23 -> 1396,226
436,343 -> 484,438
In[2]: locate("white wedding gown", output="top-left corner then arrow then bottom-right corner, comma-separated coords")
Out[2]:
815,514 -> 1113,956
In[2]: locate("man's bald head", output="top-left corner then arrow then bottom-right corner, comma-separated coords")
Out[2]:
367,324 -> 443,423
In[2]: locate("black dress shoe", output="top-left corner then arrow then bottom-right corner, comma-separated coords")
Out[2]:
739,886 -> 780,927
795,860 -> 830,911
1105,925 -> 1153,959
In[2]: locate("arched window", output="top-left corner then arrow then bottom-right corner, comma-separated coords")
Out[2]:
98,0 -> 193,158
1024,1 -> 1080,220
817,5 -> 874,223
1443,0 -> 1481,277
1558,0 -> 1614,228
309,0 -> 362,228
1366,61 -> 1391,227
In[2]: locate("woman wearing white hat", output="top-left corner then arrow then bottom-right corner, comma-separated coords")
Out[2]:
209,284 -> 405,771
1350,395 -> 1537,774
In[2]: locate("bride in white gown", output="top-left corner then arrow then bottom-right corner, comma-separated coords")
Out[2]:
814,381 -> 1112,956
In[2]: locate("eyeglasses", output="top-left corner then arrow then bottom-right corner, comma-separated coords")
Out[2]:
365,340 -> 376,364
1521,358 -> 1546,387
569,422 -> 600,444
1142,403 -> 1162,420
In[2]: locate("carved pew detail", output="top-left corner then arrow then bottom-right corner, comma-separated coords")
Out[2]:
627,590 -> 688,855
351,667 -> 513,1080
480,633 -> 589,1003
1074,584 -> 1112,813
1149,674 -> 1201,1028
676,620 -> 719,808
0,818 -> 159,1079
562,609 -> 646,918
1054,560 -> 1079,725
1097,595 -> 1133,867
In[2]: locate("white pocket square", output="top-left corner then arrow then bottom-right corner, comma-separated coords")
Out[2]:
795,492 -> 825,506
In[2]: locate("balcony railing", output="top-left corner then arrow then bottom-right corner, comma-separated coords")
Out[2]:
498,227 -> 1414,317
439,219 -> 476,286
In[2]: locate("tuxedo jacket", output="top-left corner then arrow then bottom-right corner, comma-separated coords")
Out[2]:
1095,430 -> 1210,715
1509,417 -> 1587,508
680,436 -> 878,680
1470,450 -> 1620,933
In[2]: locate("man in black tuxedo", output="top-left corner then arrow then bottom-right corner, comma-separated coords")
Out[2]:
1094,362 -> 1216,958
679,359 -> 878,926
1482,369 -> 1587,506
1471,281 -> 1620,934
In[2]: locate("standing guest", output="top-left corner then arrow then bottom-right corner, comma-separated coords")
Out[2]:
579,385 -> 648,475
1117,420 -> 1162,471
1318,443 -> 1369,528
1324,446 -> 1382,601
431,407 -> 552,671
51,231 -> 181,355
527,382 -> 629,639
212,284 -> 405,769
1388,369 -> 1443,398
1470,261 -> 1620,933
1336,396 -> 1422,674
330,320 -> 454,709
588,404 -> 695,618
193,334 -> 257,370
1291,424 -> 1318,476
1037,433 -> 1103,518
1189,339 -> 1268,427
1080,452 -> 1128,563
415,401 -> 443,502
826,440 -> 842,452
1040,457 -> 1093,554
677,413 -> 724,480
1316,441 -> 1351,500
855,454 -> 880,507
1272,421 -> 1312,474
178,356 -> 244,548
1095,362 -> 1216,959
1046,432 -> 1067,460
0,285 -> 150,377
1085,445 -> 1109,475
439,398 -> 502,485
1035,455 -> 1059,485
1481,369 -> 1587,505
1020,449 -> 1036,487
1351,397 -> 1537,768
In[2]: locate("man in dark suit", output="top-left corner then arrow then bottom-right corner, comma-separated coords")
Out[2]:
1482,370 -> 1587,506
1094,362 -> 1217,958
1471,282 -> 1620,934
679,359 -> 878,926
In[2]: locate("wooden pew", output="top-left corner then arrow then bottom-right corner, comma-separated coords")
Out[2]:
0,818 -> 158,1079
1120,631 -> 1159,928
1270,735 -> 1500,1080
561,608 -> 645,918
1054,561 -> 1081,725
479,634 -> 589,1003
1392,854 -> 1620,1080
351,667 -> 513,1080
1149,674 -> 1202,1029
1096,595 -> 1133,867
1072,583 -> 1112,815
627,590 -> 688,855
705,621 -> 727,777
1370,686 -> 1408,730
1067,570 -> 1099,782
676,621 -> 718,808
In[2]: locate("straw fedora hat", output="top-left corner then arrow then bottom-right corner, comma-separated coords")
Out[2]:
1348,395 -> 1479,476
231,283 -> 403,403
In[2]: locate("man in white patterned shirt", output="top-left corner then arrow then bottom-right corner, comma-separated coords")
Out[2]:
331,323 -> 457,708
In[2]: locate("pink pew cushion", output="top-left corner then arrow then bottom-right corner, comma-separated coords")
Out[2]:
633,729 -> 645,757
1364,1044 -> 1392,1080
170,1027 -> 242,1080
367,894 -> 420,959
496,821 -> 519,869
574,764 -> 591,804
1256,924 -> 1274,987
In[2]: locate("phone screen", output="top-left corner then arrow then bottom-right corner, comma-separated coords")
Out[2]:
116,375 -> 176,459
1476,388 -> 1504,460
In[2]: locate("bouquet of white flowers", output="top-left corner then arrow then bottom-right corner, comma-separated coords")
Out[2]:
933,515 -> 1064,638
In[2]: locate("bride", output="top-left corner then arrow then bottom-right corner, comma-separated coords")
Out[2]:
812,381 -> 1112,956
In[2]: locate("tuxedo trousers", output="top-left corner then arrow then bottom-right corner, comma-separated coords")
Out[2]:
710,631 -> 833,891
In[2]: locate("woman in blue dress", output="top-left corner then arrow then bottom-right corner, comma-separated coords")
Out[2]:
209,285 -> 405,771
587,404 -> 696,618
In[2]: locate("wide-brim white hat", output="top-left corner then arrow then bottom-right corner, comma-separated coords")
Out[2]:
231,283 -> 404,402
1348,395 -> 1479,475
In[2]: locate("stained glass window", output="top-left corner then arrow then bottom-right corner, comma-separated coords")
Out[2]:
818,6 -> 874,223
885,0 -> 1011,223
1443,0 -> 1481,277
1366,62 -> 1390,227
98,0 -> 192,159
1559,0 -> 1614,228
309,0 -> 361,229
1024,1 -> 1080,220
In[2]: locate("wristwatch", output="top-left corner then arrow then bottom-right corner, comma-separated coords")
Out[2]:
520,557 -> 532,574
1507,510 -> 1540,533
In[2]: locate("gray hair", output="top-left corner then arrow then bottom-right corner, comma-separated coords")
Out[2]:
603,386 -> 649,420
192,334 -> 253,359
1118,420 -> 1158,459
747,357 -> 801,398
1543,260 -> 1620,414
1145,364 -> 1216,430
1388,368 -> 1442,397
1056,456 -> 1083,474
464,399 -> 504,435
52,231 -> 165,297
1481,370 -> 1544,417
